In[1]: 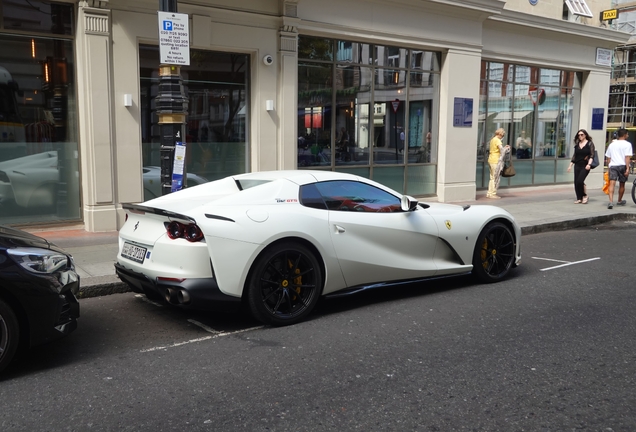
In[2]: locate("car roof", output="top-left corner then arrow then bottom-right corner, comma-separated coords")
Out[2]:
231,170 -> 360,185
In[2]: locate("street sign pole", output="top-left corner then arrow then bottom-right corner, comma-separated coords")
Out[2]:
156,1 -> 189,195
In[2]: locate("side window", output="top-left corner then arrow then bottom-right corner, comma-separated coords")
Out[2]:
299,184 -> 328,210
314,181 -> 401,212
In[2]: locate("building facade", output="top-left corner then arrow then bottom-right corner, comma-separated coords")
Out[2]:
608,0 -> 636,138
0,0 -> 628,231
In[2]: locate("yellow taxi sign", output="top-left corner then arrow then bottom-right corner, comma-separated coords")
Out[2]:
601,9 -> 618,21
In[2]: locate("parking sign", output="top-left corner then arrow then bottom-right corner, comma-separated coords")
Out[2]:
158,11 -> 190,65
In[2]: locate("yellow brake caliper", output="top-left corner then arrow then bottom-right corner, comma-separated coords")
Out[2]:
481,238 -> 491,269
288,259 -> 302,299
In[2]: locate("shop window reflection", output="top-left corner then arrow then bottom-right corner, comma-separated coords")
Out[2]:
139,47 -> 249,201
297,36 -> 440,196
298,61 -> 333,167
0,33 -> 79,225
477,60 -> 581,187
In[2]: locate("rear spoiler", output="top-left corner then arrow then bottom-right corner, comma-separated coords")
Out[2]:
122,203 -> 196,224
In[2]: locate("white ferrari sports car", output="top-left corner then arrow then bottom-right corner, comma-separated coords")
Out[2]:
115,170 -> 521,326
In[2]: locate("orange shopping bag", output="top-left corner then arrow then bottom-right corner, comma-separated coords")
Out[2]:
602,171 -> 610,195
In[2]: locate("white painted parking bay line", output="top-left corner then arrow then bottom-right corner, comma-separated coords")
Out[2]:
187,319 -> 219,334
134,294 -> 163,307
140,326 -> 264,353
531,257 -> 601,272
531,257 -> 571,264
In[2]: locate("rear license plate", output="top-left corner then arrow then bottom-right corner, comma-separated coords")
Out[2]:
121,242 -> 148,264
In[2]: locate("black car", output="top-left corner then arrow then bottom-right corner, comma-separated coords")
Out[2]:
0,226 -> 80,373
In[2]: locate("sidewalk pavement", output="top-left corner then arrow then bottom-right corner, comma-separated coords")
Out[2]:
23,184 -> 636,299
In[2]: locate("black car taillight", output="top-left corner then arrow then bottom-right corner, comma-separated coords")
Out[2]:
165,221 -> 204,242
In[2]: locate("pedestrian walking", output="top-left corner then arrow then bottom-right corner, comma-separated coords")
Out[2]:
487,128 -> 510,199
605,128 -> 633,209
567,129 -> 595,204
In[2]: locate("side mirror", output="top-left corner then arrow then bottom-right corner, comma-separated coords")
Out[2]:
400,195 -> 418,212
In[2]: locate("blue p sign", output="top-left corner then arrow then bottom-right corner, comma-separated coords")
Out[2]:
163,20 -> 173,31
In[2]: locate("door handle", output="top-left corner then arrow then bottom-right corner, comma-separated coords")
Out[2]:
334,224 -> 345,234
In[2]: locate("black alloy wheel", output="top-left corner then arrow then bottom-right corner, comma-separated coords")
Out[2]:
472,222 -> 515,283
631,179 -> 636,205
246,242 -> 323,326
0,299 -> 20,373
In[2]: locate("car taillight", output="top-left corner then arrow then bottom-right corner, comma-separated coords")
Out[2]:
184,224 -> 204,242
165,221 -> 204,242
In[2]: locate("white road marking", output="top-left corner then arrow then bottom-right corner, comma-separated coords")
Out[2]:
187,319 -> 219,334
140,326 -> 264,353
134,294 -> 163,307
530,257 -> 570,264
533,257 -> 601,272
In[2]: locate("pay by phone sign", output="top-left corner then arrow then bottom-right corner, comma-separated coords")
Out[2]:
158,11 -> 190,66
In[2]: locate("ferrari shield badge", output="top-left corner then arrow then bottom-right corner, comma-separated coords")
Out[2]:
445,220 -> 452,230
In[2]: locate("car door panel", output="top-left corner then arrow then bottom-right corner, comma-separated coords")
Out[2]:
328,209 -> 439,287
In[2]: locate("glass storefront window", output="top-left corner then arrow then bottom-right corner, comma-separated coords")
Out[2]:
298,36 -> 333,62
478,61 -> 581,188
488,62 -> 513,82
408,72 -> 438,164
561,70 -> 576,87
0,26 -> 79,225
336,41 -> 371,64
411,50 -> 440,72
1,0 -> 73,35
540,68 -> 561,86
298,36 -> 440,196
512,84 -> 534,160
514,65 -> 539,85
298,61 -> 333,168
139,46 -> 249,201
558,87 -> 578,160
375,45 -> 408,69
374,68 -> 405,165
334,65 -> 371,166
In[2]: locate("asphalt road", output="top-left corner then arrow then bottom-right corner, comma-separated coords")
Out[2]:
1,221 -> 635,431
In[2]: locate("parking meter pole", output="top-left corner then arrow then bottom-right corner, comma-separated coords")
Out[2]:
159,0 -> 177,11
156,65 -> 187,196
157,0 -> 188,196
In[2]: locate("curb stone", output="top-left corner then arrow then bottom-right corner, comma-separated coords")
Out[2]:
519,212 -> 636,235
78,281 -> 130,299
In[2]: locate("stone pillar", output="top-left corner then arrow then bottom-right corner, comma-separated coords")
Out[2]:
279,24 -> 299,169
580,69 -> 612,189
76,2 -> 116,231
436,48 -> 482,202
279,0 -> 299,169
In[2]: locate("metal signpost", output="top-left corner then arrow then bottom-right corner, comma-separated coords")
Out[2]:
156,1 -> 189,195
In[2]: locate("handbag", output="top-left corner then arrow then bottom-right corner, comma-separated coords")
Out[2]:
501,154 -> 516,177
590,150 -> 600,169
602,171 -> 609,194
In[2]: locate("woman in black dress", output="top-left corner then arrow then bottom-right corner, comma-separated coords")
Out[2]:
566,129 -> 595,204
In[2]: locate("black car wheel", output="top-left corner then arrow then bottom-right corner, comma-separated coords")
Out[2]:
246,242 -> 323,326
472,222 -> 515,283
632,179 -> 636,205
0,299 -> 20,373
